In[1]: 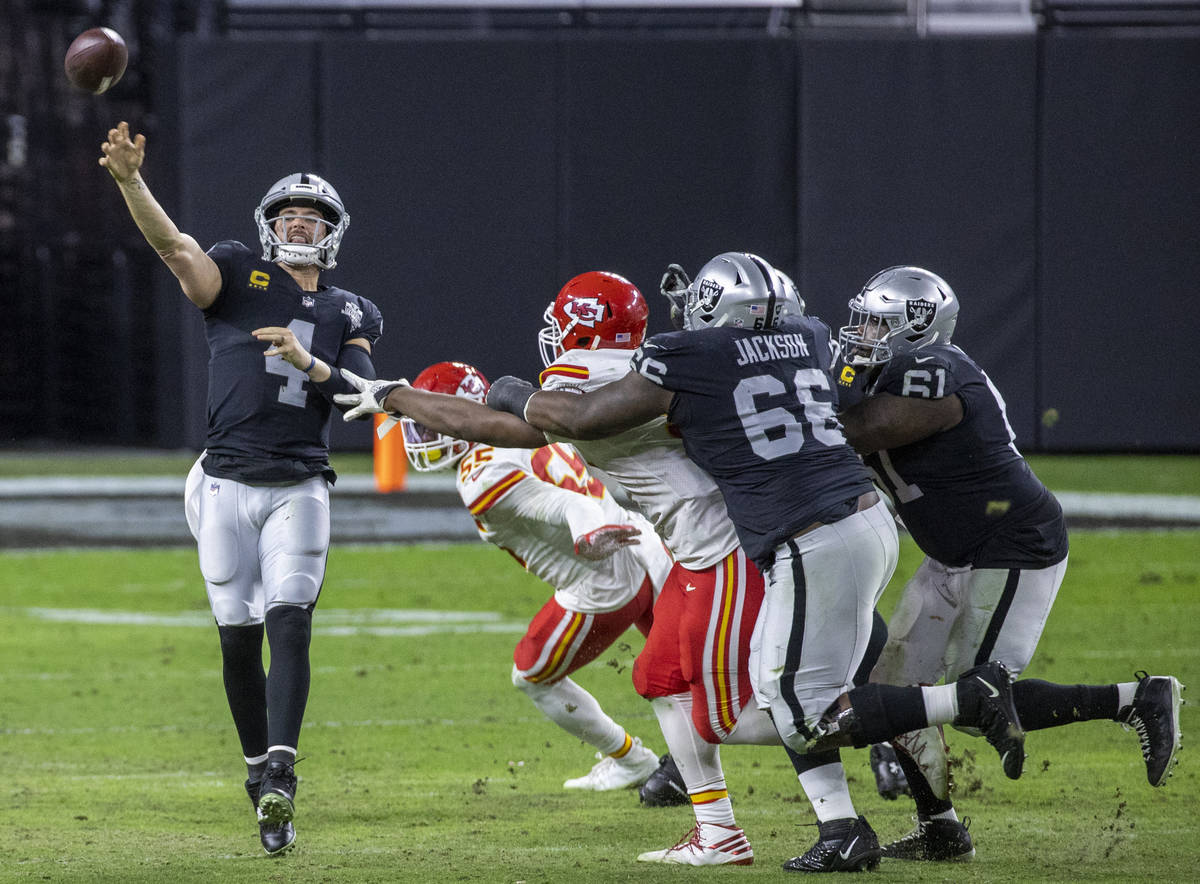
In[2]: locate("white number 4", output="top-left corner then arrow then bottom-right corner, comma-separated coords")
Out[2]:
265,319 -> 316,408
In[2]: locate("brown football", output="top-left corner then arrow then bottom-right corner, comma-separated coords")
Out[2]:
64,27 -> 128,94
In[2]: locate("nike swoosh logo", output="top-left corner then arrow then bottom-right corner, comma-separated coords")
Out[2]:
684,584 -> 697,593
976,676 -> 1000,698
914,356 -> 936,363
838,836 -> 859,860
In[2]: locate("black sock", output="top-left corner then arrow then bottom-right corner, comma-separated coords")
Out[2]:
1013,679 -> 1120,730
844,684 -> 930,746
265,604 -> 313,753
893,744 -> 953,818
784,743 -> 841,777
217,624 -> 268,761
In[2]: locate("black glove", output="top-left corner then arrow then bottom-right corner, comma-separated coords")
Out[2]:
659,263 -> 691,330
486,375 -> 537,418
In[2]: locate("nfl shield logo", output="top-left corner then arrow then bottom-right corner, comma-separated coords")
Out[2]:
208,482 -> 220,496
905,298 -> 936,331
302,295 -> 315,309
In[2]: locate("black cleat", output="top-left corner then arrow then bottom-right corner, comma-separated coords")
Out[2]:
245,777 -> 296,856
956,661 -> 1025,780
869,742 -> 911,800
1119,672 -> 1185,786
639,754 -> 691,807
257,761 -> 298,826
783,815 -> 882,873
882,817 -> 974,862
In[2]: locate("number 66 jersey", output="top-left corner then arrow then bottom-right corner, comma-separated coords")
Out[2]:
631,315 -> 873,571
201,240 -> 383,483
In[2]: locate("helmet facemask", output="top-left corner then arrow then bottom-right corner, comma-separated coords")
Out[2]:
400,362 -> 490,473
538,301 -> 568,368
400,418 -> 473,472
254,173 -> 349,270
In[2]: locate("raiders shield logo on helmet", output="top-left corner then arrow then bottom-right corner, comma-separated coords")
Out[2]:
905,298 -> 936,331
697,278 -> 724,313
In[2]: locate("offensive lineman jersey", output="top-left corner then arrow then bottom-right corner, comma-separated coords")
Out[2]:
456,441 -> 672,613
840,343 -> 1068,570
538,348 -> 741,570
631,316 -> 874,571
200,241 -> 383,485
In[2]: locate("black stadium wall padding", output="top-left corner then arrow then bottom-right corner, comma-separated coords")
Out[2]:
169,28 -> 1200,453
797,32 -> 1039,447
1037,31 -> 1200,451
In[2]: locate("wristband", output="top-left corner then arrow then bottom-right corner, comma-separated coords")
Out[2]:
303,355 -> 317,373
486,375 -> 537,418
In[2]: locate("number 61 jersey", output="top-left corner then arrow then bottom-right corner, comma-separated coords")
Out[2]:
853,342 -> 1068,570
631,315 -> 873,570
201,240 -> 383,483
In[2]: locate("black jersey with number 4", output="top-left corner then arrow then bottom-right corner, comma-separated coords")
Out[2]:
859,343 -> 1067,569
630,316 -> 874,570
199,241 -> 383,485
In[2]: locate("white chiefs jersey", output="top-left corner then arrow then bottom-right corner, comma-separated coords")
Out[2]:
456,441 -> 672,614
538,348 -> 740,570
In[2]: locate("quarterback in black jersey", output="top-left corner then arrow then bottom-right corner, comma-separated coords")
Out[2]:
485,253 -> 1038,872
835,266 -> 1183,862
101,122 -> 383,856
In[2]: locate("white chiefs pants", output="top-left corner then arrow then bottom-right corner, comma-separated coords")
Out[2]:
750,499 -> 899,752
185,456 -> 330,627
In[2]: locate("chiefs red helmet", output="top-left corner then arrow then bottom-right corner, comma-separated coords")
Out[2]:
401,361 -> 490,472
538,271 -> 649,367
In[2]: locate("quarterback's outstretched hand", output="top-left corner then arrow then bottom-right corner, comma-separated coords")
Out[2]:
574,524 -> 641,560
334,369 -> 409,421
486,375 -> 537,419
659,262 -> 691,330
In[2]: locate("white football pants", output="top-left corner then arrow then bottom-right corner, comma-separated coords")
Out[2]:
185,456 -> 330,627
750,499 -> 899,753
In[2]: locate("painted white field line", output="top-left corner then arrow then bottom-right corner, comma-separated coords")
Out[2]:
1,714 -> 558,738
3,607 -> 528,635
0,661 -> 494,682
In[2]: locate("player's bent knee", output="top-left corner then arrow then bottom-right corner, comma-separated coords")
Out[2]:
511,663 -> 543,693
274,568 -> 322,608
211,597 -> 257,627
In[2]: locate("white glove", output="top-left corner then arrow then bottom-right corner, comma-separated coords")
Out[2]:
333,369 -> 409,426
574,524 -> 641,560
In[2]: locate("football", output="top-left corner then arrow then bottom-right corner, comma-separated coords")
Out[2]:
64,27 -> 128,94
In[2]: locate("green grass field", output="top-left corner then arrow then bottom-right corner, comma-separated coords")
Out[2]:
2,533 -> 1197,883
2,451 -> 1199,497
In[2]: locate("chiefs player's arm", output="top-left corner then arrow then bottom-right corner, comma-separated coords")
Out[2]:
524,371 -> 673,440
384,386 -> 547,449
839,390 -> 963,455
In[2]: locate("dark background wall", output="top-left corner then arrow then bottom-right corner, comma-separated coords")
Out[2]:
4,5 -> 1198,454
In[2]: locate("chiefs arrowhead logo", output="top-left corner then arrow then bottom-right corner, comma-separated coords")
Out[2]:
563,296 -> 605,328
